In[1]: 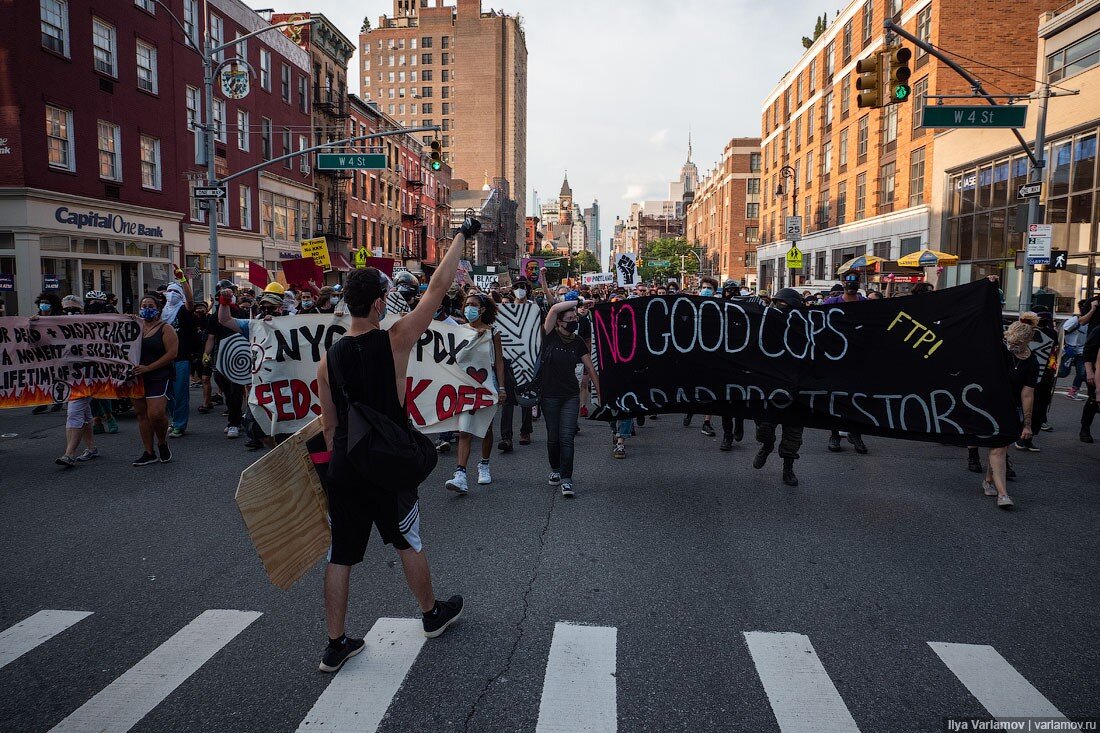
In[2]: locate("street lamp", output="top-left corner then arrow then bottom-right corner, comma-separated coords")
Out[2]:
776,165 -> 798,288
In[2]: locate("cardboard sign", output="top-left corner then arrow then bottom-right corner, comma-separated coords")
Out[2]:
582,272 -> 615,286
281,257 -> 324,288
248,261 -> 270,288
520,258 -> 545,282
300,237 -> 331,269
615,252 -> 639,287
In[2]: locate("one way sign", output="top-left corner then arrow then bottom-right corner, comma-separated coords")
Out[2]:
1017,182 -> 1042,200
193,185 -> 227,199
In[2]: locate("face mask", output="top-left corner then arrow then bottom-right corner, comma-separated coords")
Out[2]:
301,300 -> 314,310
562,321 -> 579,334
514,288 -> 528,299
63,308 -> 81,315
38,303 -> 51,313
464,306 -> 481,322
700,288 -> 714,297
139,307 -> 159,320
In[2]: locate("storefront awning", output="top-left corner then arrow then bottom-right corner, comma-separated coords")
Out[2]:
330,251 -> 353,272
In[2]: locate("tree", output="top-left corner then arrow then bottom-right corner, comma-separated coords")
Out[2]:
570,250 -> 600,278
638,237 -> 698,284
361,16 -> 371,33
801,12 -> 827,48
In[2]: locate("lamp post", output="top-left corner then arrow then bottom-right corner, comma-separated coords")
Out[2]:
776,165 -> 797,289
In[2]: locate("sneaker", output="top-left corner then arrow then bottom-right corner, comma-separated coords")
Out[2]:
1023,440 -> 1040,453
733,422 -> 744,442
580,405 -> 589,418
497,439 -> 513,453
752,445 -> 773,470
967,455 -> 984,473
211,394 -> 225,406
106,415 -> 119,434
76,448 -> 99,462
93,421 -> 105,435
682,415 -> 691,427
157,443 -> 172,463
446,469 -> 469,494
519,433 -> 531,445
848,435 -> 868,454
1066,388 -> 1082,400
613,443 -> 626,459
318,636 -> 365,673
132,451 -> 158,467
700,421 -> 716,437
55,455 -> 76,468
719,434 -> 733,452
637,415 -> 645,427
168,427 -> 185,438
196,404 -> 212,414
435,438 -> 451,452
245,438 -> 264,450
560,481 -> 575,498
1081,429 -> 1094,444
423,595 -> 464,638
548,471 -> 562,486
1040,423 -> 1053,432
828,435 -> 843,452
477,462 -> 492,485
226,426 -> 240,439
983,480 -> 997,497
32,405 -> 49,415
997,494 -> 1014,509
1013,440 -> 1028,451
190,381 -> 202,388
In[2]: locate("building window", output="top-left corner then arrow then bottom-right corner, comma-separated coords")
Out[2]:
237,110 -> 249,151
209,14 -> 223,62
213,98 -> 226,143
299,135 -> 309,173
41,0 -> 69,56
747,178 -> 761,194
234,32 -> 246,62
97,120 -> 121,180
136,40 -> 158,93
819,189 -> 831,225
746,203 -> 760,219
750,152 -> 762,172
299,75 -> 308,113
240,185 -> 252,229
808,59 -> 817,92
805,151 -> 813,187
92,18 -> 117,76
909,147 -> 926,206
822,141 -> 833,175
442,69 -> 450,82
441,35 -> 450,49
45,105 -> 74,171
190,181 -> 206,222
185,85 -> 200,131
422,53 -> 432,65
880,162 -> 896,212
857,115 -> 869,161
259,49 -> 271,90
421,86 -> 433,97
823,92 -> 834,127
745,227 -> 760,243
839,127 -> 849,168
842,19 -> 852,61
836,181 -> 847,225
916,8 -> 932,58
912,77 -> 928,129
261,117 -> 272,160
183,0 -> 197,47
887,0 -> 902,18
281,64 -> 291,102
442,52 -> 449,65
855,173 -> 866,219
861,0 -> 873,41
883,104 -> 898,150
1046,30 -> 1100,82
135,0 -> 155,10
421,70 -> 432,82
441,102 -> 449,114
825,41 -> 835,77
282,128 -> 292,168
806,104 -> 814,141
442,86 -> 450,99
140,135 -> 160,189
421,36 -> 433,48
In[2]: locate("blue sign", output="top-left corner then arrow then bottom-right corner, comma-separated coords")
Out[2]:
43,276 -> 60,291
0,274 -> 12,291
53,206 -> 165,238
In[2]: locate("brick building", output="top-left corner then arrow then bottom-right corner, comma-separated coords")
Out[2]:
360,0 -> 527,260
754,0 -> 1062,293
0,0 -> 314,314
685,137 -> 762,284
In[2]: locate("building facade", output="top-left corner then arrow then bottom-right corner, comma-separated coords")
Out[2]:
754,0 -> 1062,293
929,0 -> 1100,311
583,200 -> 600,253
685,137 -> 762,284
360,0 -> 527,258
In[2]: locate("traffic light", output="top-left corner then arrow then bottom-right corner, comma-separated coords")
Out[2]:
855,52 -> 883,109
429,140 -> 442,171
887,46 -> 913,104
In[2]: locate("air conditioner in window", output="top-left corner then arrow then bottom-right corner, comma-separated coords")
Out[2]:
364,93 -> 372,100
396,164 -> 405,175
411,90 -> 419,98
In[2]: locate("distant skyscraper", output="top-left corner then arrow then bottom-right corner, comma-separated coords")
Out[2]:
584,200 -> 600,253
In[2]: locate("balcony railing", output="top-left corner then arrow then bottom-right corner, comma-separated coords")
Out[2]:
313,87 -> 348,118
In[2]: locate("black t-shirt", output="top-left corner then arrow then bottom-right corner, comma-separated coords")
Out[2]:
540,330 -> 588,397
578,313 -> 592,343
171,307 -> 198,362
1084,319 -> 1100,362
1006,346 -> 1040,405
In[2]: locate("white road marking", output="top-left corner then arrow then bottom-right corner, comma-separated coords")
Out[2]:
743,631 -> 861,733
296,617 -> 426,732
536,622 -> 617,733
49,609 -> 262,733
0,610 -> 93,670
929,642 -> 1078,727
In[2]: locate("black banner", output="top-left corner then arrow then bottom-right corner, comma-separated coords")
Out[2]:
590,280 -> 1019,447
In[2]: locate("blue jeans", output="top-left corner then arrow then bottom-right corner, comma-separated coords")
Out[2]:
1072,354 -> 1087,390
540,395 -> 580,480
614,418 -> 633,438
170,360 -> 190,430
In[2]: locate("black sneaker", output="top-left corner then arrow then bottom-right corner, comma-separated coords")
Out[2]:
700,421 -> 716,437
752,445 -> 772,469
318,636 -> 365,673
1081,429 -> 1095,444
637,415 -> 646,427
423,595 -> 464,638
157,443 -> 172,463
682,415 -> 691,427
848,435 -> 868,454
828,435 -> 843,452
498,439 -> 513,453
132,451 -> 158,467
560,481 -> 575,498
720,434 -> 733,452
32,405 -> 50,415
733,422 -> 744,442
967,455 -> 984,473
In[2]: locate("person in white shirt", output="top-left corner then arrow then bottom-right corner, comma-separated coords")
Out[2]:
1063,298 -> 1097,400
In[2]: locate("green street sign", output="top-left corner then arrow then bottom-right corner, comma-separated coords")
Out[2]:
545,260 -> 561,268
921,105 -> 1027,129
316,153 -> 387,170
648,260 -> 671,267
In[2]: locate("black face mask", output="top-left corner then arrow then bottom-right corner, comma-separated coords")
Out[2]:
561,321 -> 579,334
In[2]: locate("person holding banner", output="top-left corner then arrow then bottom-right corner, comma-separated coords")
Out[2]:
751,288 -> 807,487
131,296 -> 178,466
982,321 -> 1041,509
52,297 -> 100,467
313,225 -> 470,673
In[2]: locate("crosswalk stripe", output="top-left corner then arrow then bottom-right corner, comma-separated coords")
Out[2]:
0,610 -> 93,670
48,609 -> 261,733
928,642 -> 1077,725
743,631 -> 861,733
536,622 -> 617,733
296,617 -> 426,733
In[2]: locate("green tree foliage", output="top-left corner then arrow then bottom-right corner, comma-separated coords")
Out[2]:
570,250 -> 600,277
361,16 -> 371,33
639,237 -> 698,283
801,12 -> 827,48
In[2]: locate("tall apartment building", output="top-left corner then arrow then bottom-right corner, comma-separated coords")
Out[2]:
754,0 -> 1061,293
685,138 -> 762,284
360,0 -> 527,260
583,200 -> 600,254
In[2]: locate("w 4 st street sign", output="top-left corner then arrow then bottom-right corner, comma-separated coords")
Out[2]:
316,153 -> 387,170
921,105 -> 1027,129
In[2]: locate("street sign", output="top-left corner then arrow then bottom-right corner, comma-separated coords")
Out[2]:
921,105 -> 1027,129
785,216 -> 803,242
545,261 -> 561,268
1017,182 -> 1042,200
193,185 -> 227,199
1049,250 -> 1068,270
1026,223 -> 1053,265
648,260 -> 671,268
316,153 -> 387,170
785,245 -> 804,270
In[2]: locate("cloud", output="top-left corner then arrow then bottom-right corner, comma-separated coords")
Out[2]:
648,129 -> 669,145
621,184 -> 646,200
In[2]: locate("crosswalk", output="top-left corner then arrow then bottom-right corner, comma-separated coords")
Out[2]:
0,609 -> 1083,732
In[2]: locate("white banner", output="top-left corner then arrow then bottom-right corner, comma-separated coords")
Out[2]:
248,314 -> 497,436
494,303 -> 543,385
582,272 -> 615,286
614,252 -> 639,287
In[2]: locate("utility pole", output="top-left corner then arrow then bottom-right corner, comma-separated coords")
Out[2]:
1021,84 -> 1050,313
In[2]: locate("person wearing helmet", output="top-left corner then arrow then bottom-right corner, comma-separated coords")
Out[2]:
394,271 -> 421,308
752,288 -> 805,487
820,274 -> 870,455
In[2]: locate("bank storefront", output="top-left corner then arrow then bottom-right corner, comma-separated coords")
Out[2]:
0,189 -> 180,316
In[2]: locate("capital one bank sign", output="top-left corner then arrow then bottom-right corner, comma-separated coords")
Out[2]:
54,206 -> 166,238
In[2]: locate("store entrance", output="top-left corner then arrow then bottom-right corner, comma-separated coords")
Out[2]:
81,263 -> 121,300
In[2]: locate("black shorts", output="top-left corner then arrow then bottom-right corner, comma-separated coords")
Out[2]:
143,376 -> 171,399
323,460 -> 422,565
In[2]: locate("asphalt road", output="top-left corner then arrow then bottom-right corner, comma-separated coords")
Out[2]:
0,392 -> 1097,732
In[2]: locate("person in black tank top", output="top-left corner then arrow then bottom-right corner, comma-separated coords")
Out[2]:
131,295 -> 179,467
313,226 -> 473,673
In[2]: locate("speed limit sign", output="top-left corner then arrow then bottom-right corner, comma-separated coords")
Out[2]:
785,216 -> 803,242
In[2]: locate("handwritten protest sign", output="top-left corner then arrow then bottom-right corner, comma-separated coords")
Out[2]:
248,314 -> 497,435
590,280 -> 1019,447
582,272 -> 615,287
300,237 -> 331,269
0,315 -> 143,408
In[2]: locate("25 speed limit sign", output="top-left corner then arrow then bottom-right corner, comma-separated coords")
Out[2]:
785,216 -> 803,242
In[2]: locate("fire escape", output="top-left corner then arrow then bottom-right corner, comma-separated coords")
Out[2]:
402,172 -> 426,261
313,86 -> 351,243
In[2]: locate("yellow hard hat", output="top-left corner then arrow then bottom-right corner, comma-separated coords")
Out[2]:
263,281 -> 286,294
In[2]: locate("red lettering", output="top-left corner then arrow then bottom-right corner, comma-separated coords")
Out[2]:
309,379 -> 322,416
253,383 -> 274,419
290,379 -> 311,420
405,377 -> 430,425
456,385 -> 477,413
272,379 -> 296,422
435,383 -> 457,421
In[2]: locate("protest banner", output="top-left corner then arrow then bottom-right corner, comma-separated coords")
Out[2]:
582,272 -> 615,287
615,252 -> 639,286
472,272 -> 501,290
494,303 -> 543,385
300,237 -> 331,269
248,313 -> 497,436
281,256 -> 324,288
589,280 -> 1019,447
520,258 -> 545,282
0,315 -> 143,407
248,261 -> 270,288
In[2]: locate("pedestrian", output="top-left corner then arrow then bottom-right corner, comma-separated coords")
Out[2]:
752,288 -> 806,486
314,226 -> 469,673
31,293 -> 65,415
498,278 -> 534,452
539,298 -> 601,497
982,321 -> 1040,508
823,273 -> 869,455
1016,309 -> 1057,448
85,291 -> 120,434
131,296 -> 178,466
444,293 -> 506,495
52,296 -> 99,467
1063,298 -> 1096,401
203,281 -> 248,439
163,276 -> 197,438
1079,300 -> 1100,443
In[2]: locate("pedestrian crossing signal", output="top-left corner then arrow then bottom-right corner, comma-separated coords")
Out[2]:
430,141 -> 442,171
887,47 -> 912,104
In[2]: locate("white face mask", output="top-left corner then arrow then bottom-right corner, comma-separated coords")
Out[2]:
514,288 -> 528,299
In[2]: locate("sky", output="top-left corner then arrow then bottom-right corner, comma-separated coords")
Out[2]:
262,0 -> 826,264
